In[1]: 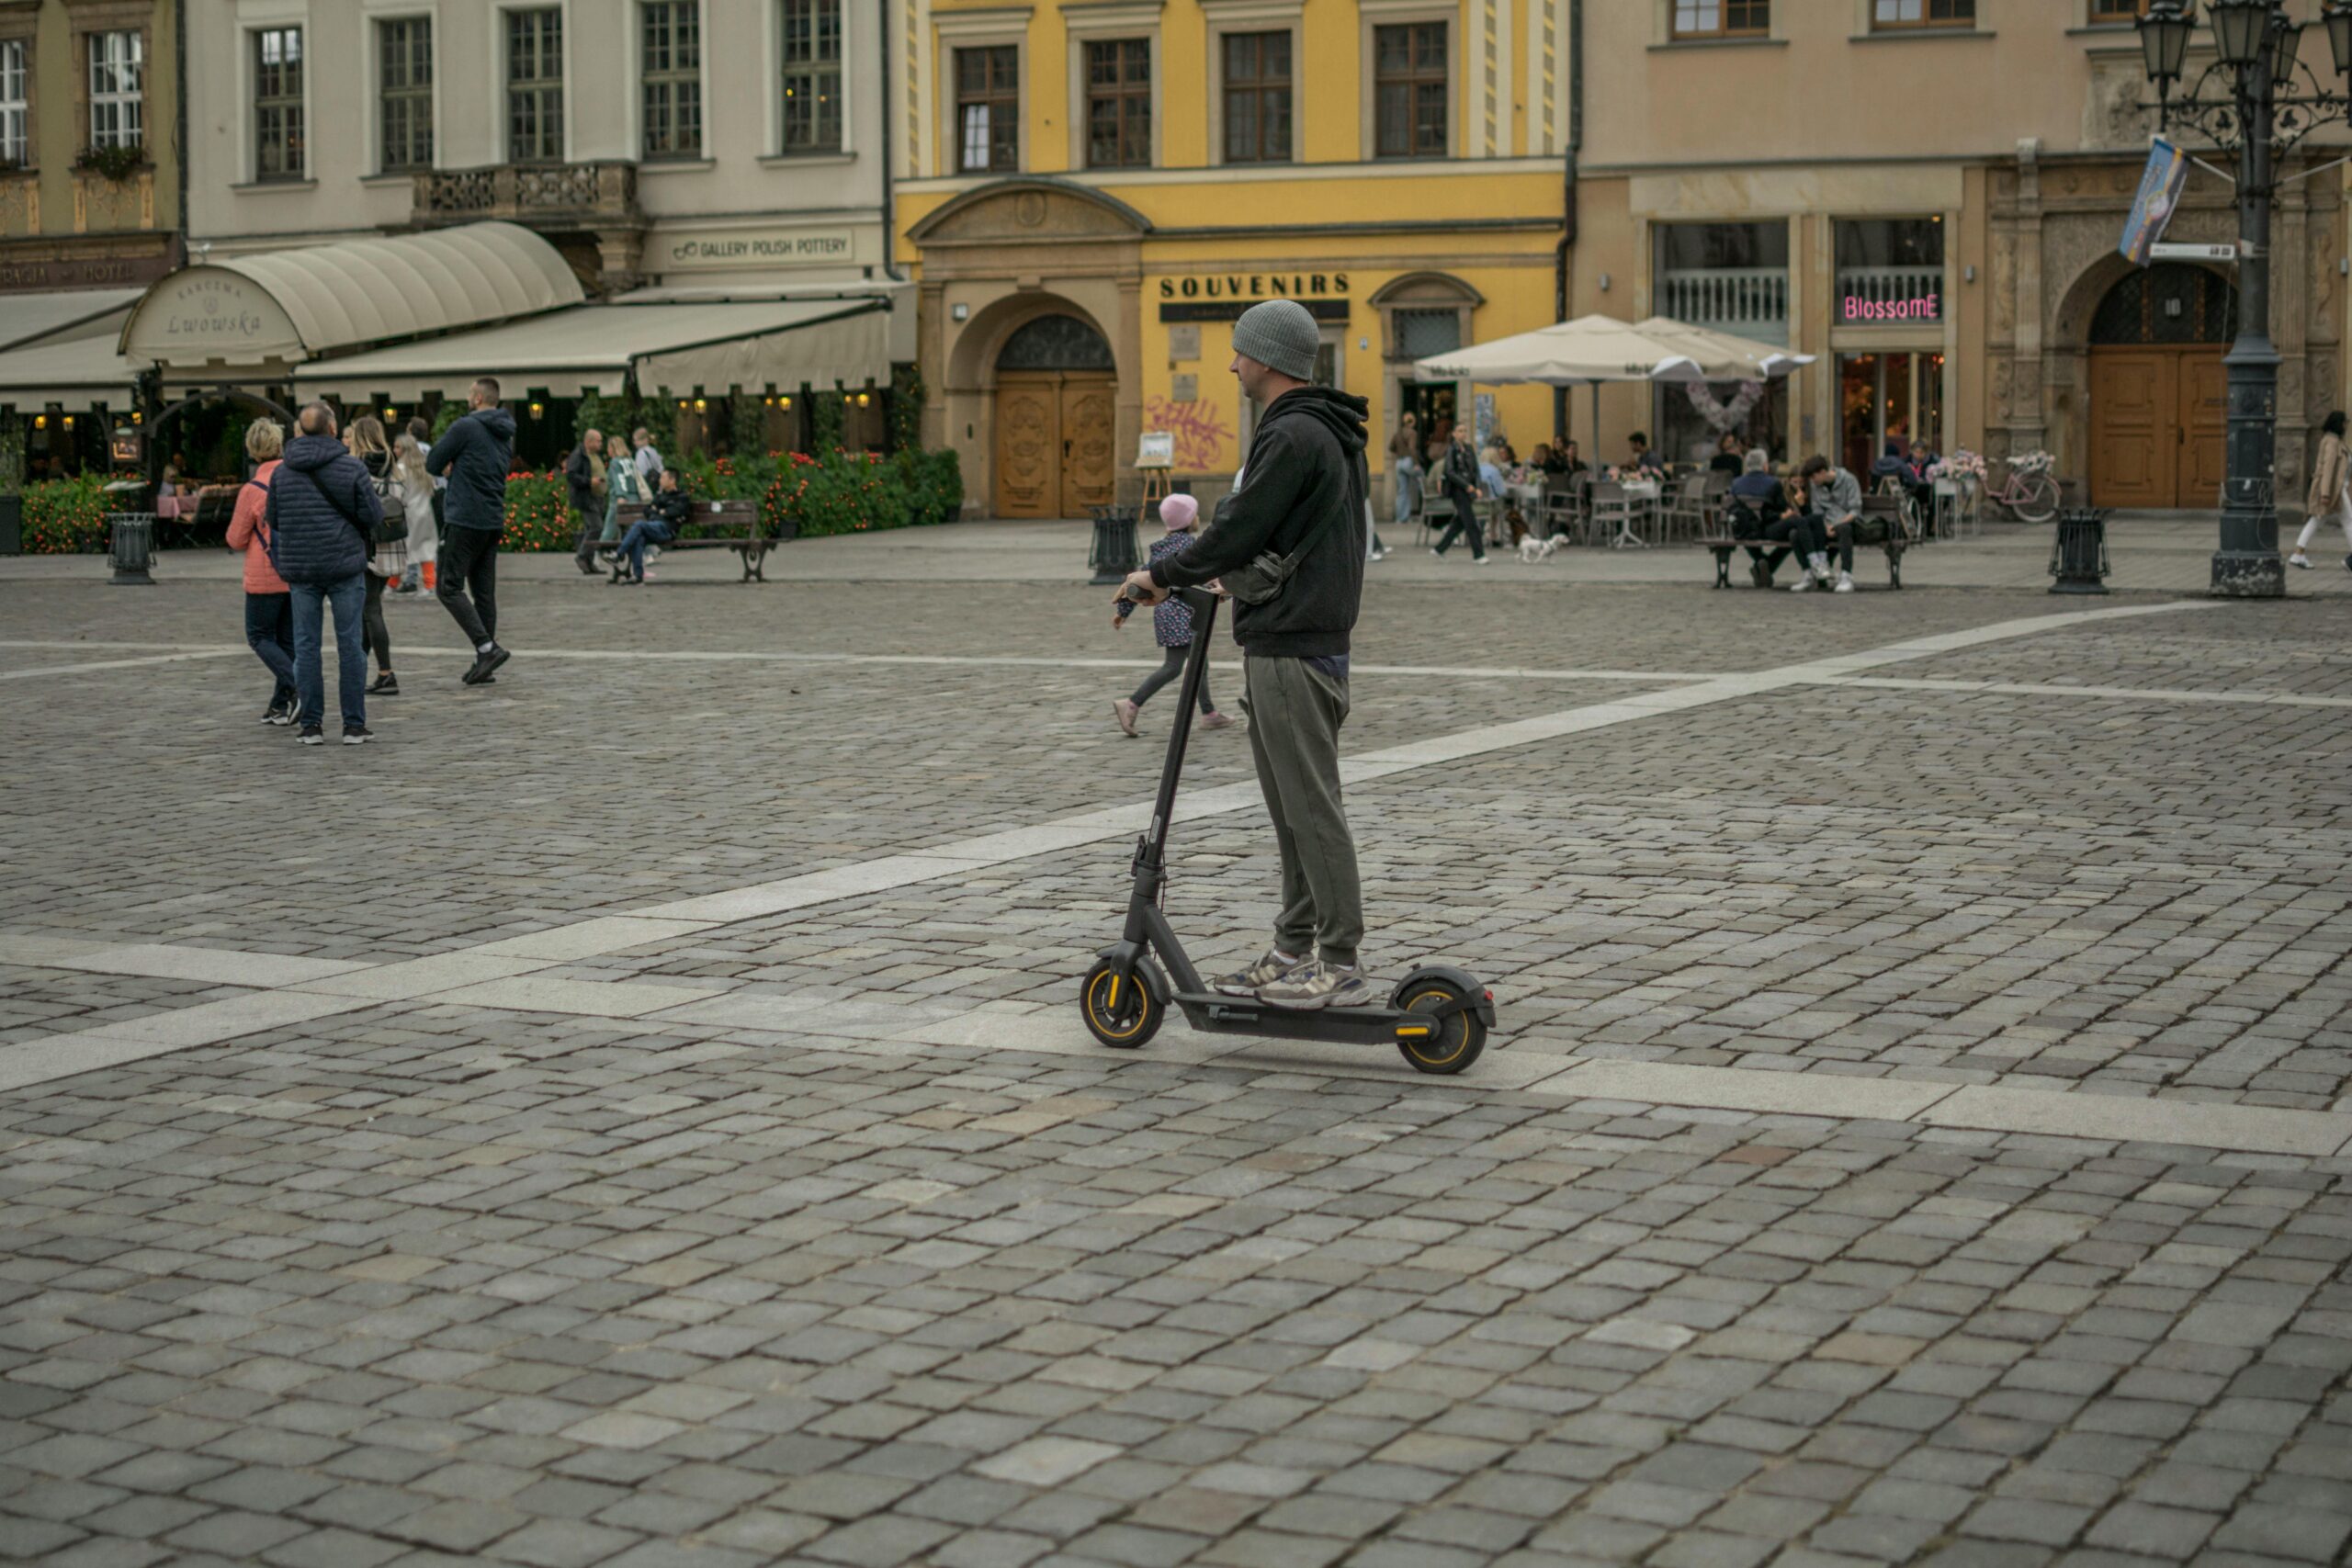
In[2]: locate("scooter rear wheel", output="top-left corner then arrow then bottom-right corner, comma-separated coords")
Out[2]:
1394,979 -> 1487,1075
1081,958 -> 1165,1050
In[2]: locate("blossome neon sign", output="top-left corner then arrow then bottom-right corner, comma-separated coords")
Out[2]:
1842,293 -> 1941,323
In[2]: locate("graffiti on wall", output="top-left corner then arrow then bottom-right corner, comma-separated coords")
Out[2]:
1145,396 -> 1235,470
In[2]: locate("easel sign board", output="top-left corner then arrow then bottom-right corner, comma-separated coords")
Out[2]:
1136,432 -> 1174,469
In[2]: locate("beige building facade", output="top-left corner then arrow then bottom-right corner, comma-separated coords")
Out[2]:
183,0 -> 907,306
1568,0 -> 2348,507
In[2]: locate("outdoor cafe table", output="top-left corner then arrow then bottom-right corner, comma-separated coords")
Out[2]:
1614,477 -> 1662,548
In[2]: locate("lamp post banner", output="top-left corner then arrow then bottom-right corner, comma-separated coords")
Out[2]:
2120,137 -> 2191,265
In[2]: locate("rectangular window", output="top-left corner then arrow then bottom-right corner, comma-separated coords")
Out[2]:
1222,30 -> 1291,164
0,41 -> 26,166
1670,1 -> 1769,39
378,17 -> 433,173
87,29 -> 141,151
254,28 -> 303,181
1373,22 -> 1446,160
507,8 -> 564,164
781,0 -> 842,152
956,45 -> 1017,173
1084,39 -> 1149,169
2090,0 -> 2145,17
1834,217 -> 1945,324
641,1 -> 701,158
1871,0 -> 1973,27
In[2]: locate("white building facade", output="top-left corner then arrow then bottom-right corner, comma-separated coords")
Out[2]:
160,0 -> 910,428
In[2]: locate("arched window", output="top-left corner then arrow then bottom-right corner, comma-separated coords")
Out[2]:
2091,264 -> 2237,346
997,313 -> 1115,371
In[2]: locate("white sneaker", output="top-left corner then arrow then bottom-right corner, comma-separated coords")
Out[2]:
1833,571 -> 1855,593
1790,575 -> 1815,592
2290,553 -> 2312,570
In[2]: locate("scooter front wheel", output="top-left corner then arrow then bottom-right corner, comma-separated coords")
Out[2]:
1081,958 -> 1165,1050
1393,978 -> 1487,1076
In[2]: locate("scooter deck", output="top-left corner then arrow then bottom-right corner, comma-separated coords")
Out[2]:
1170,990 -> 1413,1046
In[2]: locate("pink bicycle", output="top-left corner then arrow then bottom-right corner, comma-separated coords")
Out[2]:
1983,451 -> 2062,525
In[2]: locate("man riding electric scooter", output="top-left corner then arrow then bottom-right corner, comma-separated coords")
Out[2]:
1122,298 -> 1374,1010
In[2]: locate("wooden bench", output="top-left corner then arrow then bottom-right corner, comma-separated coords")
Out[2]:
599,498 -> 781,582
1696,501 -> 1912,591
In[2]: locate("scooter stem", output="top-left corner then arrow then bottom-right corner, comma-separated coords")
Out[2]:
1138,589 -> 1219,873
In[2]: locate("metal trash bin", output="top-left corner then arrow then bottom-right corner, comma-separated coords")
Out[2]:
1087,503 -> 1141,586
108,511 -> 156,586
2048,507 -> 2109,596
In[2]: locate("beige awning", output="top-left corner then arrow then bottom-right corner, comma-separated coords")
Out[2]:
0,288 -> 146,352
0,333 -> 137,407
293,297 -> 896,400
0,293 -> 139,407
121,222 -> 583,375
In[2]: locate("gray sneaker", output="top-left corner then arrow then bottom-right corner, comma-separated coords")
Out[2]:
1214,949 -> 1306,997
1258,960 -> 1374,1010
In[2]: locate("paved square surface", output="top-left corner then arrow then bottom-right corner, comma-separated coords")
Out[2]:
3,522 -> 2350,1567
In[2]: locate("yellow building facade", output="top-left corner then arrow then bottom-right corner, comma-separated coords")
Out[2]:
895,0 -> 1573,516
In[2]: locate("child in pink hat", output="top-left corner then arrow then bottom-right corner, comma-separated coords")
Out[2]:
1111,493 -> 1232,737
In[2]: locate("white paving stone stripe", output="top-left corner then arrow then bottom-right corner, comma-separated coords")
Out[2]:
1819,674 -> 2352,710
0,639 -> 1709,686
0,650 -> 243,681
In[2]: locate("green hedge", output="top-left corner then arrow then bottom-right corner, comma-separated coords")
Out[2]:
21,473 -> 113,553
486,447 -> 964,549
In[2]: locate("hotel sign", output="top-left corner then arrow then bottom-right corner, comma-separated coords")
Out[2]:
652,229 -> 861,272
1158,272 -> 1351,323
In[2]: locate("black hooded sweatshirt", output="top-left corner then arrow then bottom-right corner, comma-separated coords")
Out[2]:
1148,386 -> 1369,659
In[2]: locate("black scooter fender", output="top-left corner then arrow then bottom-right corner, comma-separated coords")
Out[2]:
1095,941 -> 1171,1006
1391,964 -> 1497,1030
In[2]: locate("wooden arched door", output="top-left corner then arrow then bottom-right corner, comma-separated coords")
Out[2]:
2088,265 -> 2233,509
993,313 -> 1117,518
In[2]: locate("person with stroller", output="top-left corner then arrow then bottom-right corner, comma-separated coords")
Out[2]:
1112,492 -> 1234,736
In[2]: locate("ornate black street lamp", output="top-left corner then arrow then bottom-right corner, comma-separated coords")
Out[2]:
2139,0 -> 2352,596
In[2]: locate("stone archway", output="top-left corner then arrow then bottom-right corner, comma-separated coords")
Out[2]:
910,177 -> 1149,518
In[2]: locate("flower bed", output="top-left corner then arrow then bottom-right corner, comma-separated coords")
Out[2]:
19,473 -> 113,554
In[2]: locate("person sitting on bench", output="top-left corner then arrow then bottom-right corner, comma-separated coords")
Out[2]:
1797,455 -> 1862,594
1726,448 -> 1804,586
613,468 -> 690,585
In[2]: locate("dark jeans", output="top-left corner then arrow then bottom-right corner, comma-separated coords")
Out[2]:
290,573 -> 367,730
1130,641 -> 1215,714
1820,516 -> 1858,573
1432,482 -> 1485,558
363,573 -> 392,671
571,498 -> 603,567
1747,515 -> 1824,577
243,592 -> 295,710
616,518 -> 673,580
437,525 -> 500,647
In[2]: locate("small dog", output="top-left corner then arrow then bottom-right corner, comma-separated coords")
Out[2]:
1517,532 -> 1566,563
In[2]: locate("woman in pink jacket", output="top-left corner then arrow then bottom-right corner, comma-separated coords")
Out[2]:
223,419 -> 297,726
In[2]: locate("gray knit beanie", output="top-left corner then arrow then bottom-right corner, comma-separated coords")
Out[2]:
1230,299 -> 1321,382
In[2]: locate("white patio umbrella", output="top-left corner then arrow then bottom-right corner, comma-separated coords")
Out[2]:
1413,312 -> 1813,458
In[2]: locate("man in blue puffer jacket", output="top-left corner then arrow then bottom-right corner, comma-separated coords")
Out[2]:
267,402 -> 383,746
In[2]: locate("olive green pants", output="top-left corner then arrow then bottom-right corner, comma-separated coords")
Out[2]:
1241,654 -> 1363,967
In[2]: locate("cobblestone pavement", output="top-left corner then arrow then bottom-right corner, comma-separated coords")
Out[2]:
4,535 -> 2351,1567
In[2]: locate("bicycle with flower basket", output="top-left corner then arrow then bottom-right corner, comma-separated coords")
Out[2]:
1983,450 -> 2063,525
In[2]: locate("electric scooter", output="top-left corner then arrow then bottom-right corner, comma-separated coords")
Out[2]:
1080,589 -> 1498,1075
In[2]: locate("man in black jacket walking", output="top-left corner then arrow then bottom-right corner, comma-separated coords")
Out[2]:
1124,299 -> 1373,1010
268,403 -> 384,745
426,378 -> 517,685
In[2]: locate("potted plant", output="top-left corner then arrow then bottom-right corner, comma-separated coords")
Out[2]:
74,141 -> 144,183
0,414 -> 23,556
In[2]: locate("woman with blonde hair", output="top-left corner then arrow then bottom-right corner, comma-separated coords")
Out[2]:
391,430 -> 437,594
224,418 -> 297,725
345,414 -> 404,695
